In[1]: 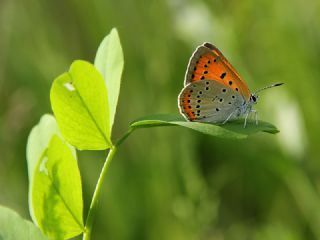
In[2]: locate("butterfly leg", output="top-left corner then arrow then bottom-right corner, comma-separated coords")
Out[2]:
252,110 -> 258,125
248,109 -> 258,125
244,111 -> 250,128
222,109 -> 238,124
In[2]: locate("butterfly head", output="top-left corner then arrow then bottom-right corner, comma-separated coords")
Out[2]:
249,94 -> 259,104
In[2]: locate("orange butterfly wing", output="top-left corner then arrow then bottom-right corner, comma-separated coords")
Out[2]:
180,88 -> 196,121
184,42 -> 251,99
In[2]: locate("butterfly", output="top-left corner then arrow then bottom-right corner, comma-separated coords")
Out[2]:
178,42 -> 283,127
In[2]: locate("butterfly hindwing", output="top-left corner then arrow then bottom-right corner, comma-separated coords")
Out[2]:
178,80 -> 245,122
184,43 -> 251,99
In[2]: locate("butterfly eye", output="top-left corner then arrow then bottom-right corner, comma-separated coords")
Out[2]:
251,95 -> 257,102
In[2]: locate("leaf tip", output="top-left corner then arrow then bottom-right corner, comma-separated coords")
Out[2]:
110,27 -> 119,36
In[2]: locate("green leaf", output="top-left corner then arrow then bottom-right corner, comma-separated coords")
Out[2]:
94,28 -> 124,133
27,114 -> 77,223
130,114 -> 279,139
27,114 -> 60,185
0,206 -> 48,240
31,135 -> 84,239
50,60 -> 112,150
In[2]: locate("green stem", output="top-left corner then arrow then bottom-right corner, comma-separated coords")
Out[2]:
82,146 -> 117,240
83,128 -> 134,240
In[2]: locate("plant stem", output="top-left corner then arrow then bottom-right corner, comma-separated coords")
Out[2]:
83,128 -> 134,240
83,146 -> 117,240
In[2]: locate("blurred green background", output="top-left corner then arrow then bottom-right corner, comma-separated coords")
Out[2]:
1,0 -> 320,239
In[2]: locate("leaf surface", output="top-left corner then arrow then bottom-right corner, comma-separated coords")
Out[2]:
0,206 -> 47,240
94,28 -> 124,133
50,60 -> 112,150
31,135 -> 84,239
131,114 -> 279,139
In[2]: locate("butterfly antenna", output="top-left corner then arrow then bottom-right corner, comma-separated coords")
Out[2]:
253,83 -> 284,94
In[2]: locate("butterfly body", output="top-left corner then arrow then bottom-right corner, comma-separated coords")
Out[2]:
178,43 -> 281,127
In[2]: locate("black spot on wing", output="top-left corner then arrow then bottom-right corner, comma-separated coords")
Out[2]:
220,72 -> 226,79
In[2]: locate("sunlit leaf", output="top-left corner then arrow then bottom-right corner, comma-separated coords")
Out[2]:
50,60 -> 112,150
26,114 -> 76,223
31,135 -> 84,239
27,114 -> 60,185
0,206 -> 47,240
94,28 -> 124,133
131,114 -> 279,139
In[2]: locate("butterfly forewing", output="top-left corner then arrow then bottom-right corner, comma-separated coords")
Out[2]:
178,80 -> 245,122
184,43 -> 251,99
